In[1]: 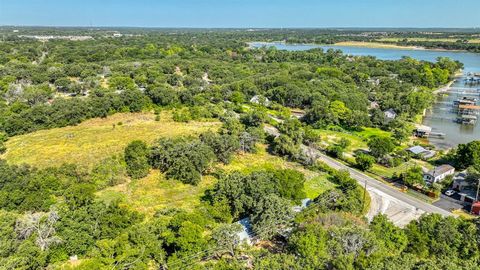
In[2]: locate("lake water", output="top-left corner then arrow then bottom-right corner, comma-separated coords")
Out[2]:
250,42 -> 480,149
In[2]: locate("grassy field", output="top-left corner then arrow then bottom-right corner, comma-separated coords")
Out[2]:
97,171 -> 217,217
97,145 -> 337,216
3,111 -> 220,169
217,145 -> 336,199
314,129 -> 368,155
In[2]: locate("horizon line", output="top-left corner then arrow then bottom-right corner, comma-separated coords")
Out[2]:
1,25 -> 480,30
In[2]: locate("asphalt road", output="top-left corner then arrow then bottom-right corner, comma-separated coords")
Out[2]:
308,146 -> 452,217
264,125 -> 452,217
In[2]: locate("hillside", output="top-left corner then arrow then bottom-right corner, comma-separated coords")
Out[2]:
3,111 -> 220,168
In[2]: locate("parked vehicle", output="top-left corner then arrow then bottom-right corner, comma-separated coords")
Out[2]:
445,190 -> 456,196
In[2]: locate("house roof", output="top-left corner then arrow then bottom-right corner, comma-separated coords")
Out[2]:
415,124 -> 432,133
407,145 -> 428,155
384,109 -> 397,118
427,165 -> 455,178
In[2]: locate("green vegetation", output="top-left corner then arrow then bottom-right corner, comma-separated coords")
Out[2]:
3,112 -> 220,168
0,27 -> 477,269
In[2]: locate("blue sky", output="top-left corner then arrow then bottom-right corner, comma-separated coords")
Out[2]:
0,0 -> 479,28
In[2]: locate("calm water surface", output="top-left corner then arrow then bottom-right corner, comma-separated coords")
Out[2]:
250,42 -> 480,149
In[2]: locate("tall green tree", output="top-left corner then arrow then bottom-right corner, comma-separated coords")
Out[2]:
124,140 -> 150,179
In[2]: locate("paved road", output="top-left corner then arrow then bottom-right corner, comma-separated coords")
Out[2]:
307,145 -> 452,217
264,125 -> 453,223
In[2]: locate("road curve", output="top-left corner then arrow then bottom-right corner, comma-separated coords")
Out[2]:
264,125 -> 452,218
306,145 -> 452,216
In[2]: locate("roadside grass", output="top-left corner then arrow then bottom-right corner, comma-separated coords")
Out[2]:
370,159 -> 433,179
452,209 -> 477,220
3,111 -> 220,169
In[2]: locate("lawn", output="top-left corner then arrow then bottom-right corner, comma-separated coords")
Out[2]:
3,111 -> 220,169
304,174 -> 336,199
314,129 -> 368,154
353,127 -> 391,140
370,159 -> 434,179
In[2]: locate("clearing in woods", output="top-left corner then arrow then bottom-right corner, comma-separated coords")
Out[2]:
3,111 -> 221,169
97,145 -> 336,216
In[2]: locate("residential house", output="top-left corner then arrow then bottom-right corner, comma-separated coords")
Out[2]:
369,101 -> 380,110
423,165 -> 455,184
452,170 -> 477,203
366,78 -> 380,86
406,145 -> 436,160
250,95 -> 271,106
384,109 -> 397,121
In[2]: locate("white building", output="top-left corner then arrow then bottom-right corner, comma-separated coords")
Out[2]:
423,165 -> 455,184
250,95 -> 270,106
384,109 -> 397,121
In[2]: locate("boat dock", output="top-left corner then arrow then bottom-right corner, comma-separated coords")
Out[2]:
452,94 -> 480,125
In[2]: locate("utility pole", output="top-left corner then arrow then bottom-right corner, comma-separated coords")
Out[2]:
476,178 -> 480,202
362,181 -> 368,211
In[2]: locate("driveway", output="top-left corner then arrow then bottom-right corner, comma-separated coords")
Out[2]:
433,194 -> 466,212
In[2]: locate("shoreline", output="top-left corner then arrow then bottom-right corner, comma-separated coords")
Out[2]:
248,41 -> 468,53
333,41 -> 424,50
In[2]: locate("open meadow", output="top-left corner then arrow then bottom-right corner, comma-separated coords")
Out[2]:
3,111 -> 220,169
97,144 -> 336,216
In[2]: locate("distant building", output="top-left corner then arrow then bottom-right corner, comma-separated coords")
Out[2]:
414,125 -> 432,138
406,145 -> 436,160
250,95 -> 270,106
367,78 -> 380,86
369,101 -> 380,110
384,109 -> 397,121
423,165 -> 455,184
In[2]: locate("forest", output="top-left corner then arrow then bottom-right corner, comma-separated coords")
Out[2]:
0,28 -> 478,269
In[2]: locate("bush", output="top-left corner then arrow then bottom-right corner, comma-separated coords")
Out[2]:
124,140 -> 151,179
355,153 -> 375,171
90,155 -> 127,188
271,135 -> 300,159
326,145 -> 344,158
172,108 -> 192,122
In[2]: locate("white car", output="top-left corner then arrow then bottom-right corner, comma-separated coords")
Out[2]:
445,190 -> 455,196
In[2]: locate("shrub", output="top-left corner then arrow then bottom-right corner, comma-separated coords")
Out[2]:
124,140 -> 150,179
